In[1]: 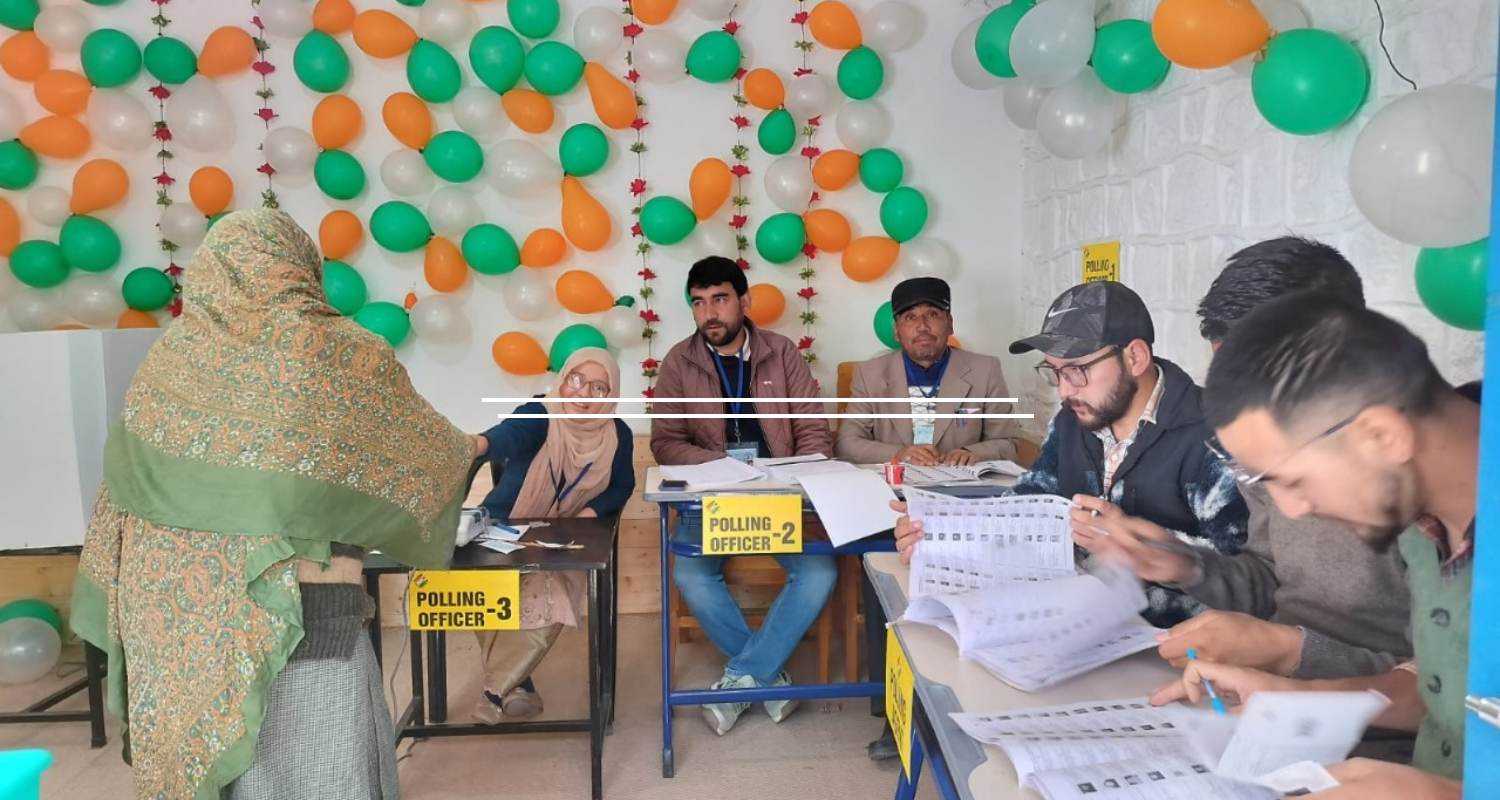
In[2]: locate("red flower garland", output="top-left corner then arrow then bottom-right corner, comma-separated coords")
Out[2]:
624,1 -> 660,394
790,0 -> 820,367
724,14 -> 752,272
249,1 -> 280,208
147,0 -> 182,318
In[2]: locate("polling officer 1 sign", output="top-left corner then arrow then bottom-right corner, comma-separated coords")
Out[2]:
701,494 -> 802,555
407,570 -> 521,630
1082,241 -> 1121,283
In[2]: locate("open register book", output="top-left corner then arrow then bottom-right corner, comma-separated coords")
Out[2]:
901,459 -> 1028,485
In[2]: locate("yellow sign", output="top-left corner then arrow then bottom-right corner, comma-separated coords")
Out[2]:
1082,241 -> 1121,283
886,627 -> 916,776
701,494 -> 802,555
407,570 -> 520,630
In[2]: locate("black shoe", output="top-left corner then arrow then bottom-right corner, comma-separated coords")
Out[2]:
866,725 -> 898,761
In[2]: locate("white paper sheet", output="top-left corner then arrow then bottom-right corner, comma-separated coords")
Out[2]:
798,469 -> 903,546
660,456 -> 766,489
763,458 -> 863,485
752,453 -> 829,467
906,490 -> 1077,595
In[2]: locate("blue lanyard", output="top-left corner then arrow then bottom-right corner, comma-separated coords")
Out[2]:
711,344 -> 749,415
552,462 -> 593,511
903,351 -> 949,399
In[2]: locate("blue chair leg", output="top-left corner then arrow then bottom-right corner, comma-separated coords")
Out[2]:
659,506 -> 675,778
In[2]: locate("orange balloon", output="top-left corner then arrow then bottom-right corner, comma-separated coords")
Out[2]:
70,159 -> 129,214
198,27 -> 257,77
804,208 -> 852,253
354,9 -> 418,59
520,228 -> 567,267
812,149 -> 860,191
117,309 -> 159,329
632,0 -> 678,25
313,0 -> 357,34
319,210 -> 364,260
560,176 -> 612,252
0,197 -> 19,256
555,269 -> 614,314
1151,0 -> 1271,69
34,69 -> 90,116
313,94 -> 363,150
424,237 -> 469,292
689,158 -> 732,221
583,62 -> 636,130
492,331 -> 550,375
743,68 -> 785,111
502,89 -> 554,134
381,92 -> 433,150
746,283 -> 786,327
20,115 -> 89,159
0,32 -> 49,82
842,236 -> 900,282
188,167 -> 234,216
809,1 -> 862,50
947,335 -> 961,349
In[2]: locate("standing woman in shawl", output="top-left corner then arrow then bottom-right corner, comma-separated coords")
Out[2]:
70,209 -> 484,800
471,347 -> 634,721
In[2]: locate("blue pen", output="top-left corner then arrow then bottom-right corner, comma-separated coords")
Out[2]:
1186,648 -> 1228,716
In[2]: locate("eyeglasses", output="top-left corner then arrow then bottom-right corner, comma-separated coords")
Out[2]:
563,371 -> 612,399
1034,347 -> 1120,388
1204,411 -> 1360,487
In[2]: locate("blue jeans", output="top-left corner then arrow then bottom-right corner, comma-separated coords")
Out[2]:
672,516 -> 837,685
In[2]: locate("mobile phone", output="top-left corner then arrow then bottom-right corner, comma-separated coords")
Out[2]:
660,479 -> 688,491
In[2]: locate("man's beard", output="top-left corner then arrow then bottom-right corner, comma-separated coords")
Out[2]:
1071,371 -> 1138,432
700,317 -> 743,348
1354,472 -> 1413,553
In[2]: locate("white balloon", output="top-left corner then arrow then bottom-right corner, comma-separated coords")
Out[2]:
380,149 -> 436,196
86,89 -> 153,151
1349,84 -> 1495,248
1002,82 -> 1050,130
0,618 -> 62,685
601,304 -> 639,349
504,268 -> 559,321
5,287 -> 68,331
865,2 -> 920,53
1011,0 -> 1095,88
27,187 -> 71,228
488,140 -> 562,198
1036,69 -> 1122,160
573,6 -> 624,61
1231,0 -> 1308,75
258,0 -> 313,39
898,239 -> 957,279
836,100 -> 892,151
418,0 -> 475,47
160,203 -> 208,246
452,87 -> 508,141
764,156 -> 815,212
163,77 -> 235,153
63,274 -> 125,327
34,7 -> 89,52
785,73 -> 837,120
410,294 -> 471,344
427,185 -> 482,239
633,29 -> 686,83
690,221 -> 738,257
264,127 -> 318,177
688,0 -> 739,20
952,17 -> 1002,90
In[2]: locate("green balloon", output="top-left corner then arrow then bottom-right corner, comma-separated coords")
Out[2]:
1416,238 -> 1489,331
59,215 -> 121,272
9,240 -> 67,287
320,260 -> 367,315
208,212 -> 228,230
974,0 -> 1034,79
83,0 -> 126,5
80,29 -> 141,88
1092,19 -> 1169,94
508,0 -> 560,39
143,36 -> 197,85
1252,29 -> 1369,136
424,130 -> 484,182
354,301 -> 411,347
314,149 -> 366,200
294,31 -> 350,93
0,599 -> 61,634
758,108 -> 796,156
859,148 -> 903,193
559,123 -> 610,177
548,323 -> 607,372
639,197 -> 697,245
0,0 -> 37,31
462,224 -> 520,275
122,267 -> 174,311
880,187 -> 928,243
524,40 -> 584,96
686,30 -> 741,83
837,46 -> 884,101
408,39 -> 463,103
0,139 -> 38,190
873,301 -> 897,349
395,0 -> 425,5
370,201 -> 432,253
470,26 -> 527,94
755,213 -> 805,264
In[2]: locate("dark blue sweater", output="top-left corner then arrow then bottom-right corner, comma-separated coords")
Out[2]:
479,402 -> 635,522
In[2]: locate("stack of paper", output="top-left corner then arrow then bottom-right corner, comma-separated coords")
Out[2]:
470,523 -> 535,554
660,457 -> 766,490
799,469 -> 903,546
761,458 -> 862,485
902,459 -> 1028,486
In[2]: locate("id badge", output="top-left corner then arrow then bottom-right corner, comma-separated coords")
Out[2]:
726,441 -> 760,463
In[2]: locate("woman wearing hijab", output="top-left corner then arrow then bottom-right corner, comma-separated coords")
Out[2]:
472,347 -> 634,721
70,209 -> 483,800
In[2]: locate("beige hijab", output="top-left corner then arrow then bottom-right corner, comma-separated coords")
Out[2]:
510,347 -> 622,517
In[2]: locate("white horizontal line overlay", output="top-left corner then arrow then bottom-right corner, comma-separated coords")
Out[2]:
495,413 -> 1036,420
481,397 -> 1021,404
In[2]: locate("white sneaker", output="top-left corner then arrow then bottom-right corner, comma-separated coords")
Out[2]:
701,672 -> 756,736
763,672 -> 799,723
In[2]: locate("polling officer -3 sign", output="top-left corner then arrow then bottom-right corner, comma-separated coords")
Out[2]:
702,494 -> 803,555
407,570 -> 521,630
